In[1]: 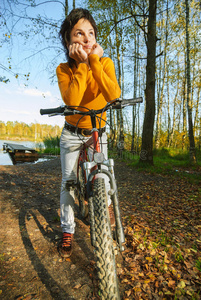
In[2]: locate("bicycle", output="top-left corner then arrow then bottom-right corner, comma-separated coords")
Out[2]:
40,97 -> 143,300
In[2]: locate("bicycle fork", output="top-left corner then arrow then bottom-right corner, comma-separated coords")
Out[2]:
84,158 -> 125,252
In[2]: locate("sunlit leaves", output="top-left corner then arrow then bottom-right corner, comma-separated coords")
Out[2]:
0,120 -> 62,140
5,33 -> 12,39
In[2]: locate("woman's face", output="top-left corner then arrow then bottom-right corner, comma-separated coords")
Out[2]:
68,18 -> 96,56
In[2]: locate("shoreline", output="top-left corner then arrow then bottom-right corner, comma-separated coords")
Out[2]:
0,137 -> 43,143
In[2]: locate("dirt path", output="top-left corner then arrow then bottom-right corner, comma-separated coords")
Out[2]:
0,158 -> 98,300
0,157 -> 200,299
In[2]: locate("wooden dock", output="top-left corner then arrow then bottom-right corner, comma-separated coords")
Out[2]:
3,142 -> 39,164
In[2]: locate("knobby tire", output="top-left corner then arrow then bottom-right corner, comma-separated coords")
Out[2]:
93,177 -> 120,300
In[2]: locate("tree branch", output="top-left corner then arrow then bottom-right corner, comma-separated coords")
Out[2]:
16,0 -> 65,9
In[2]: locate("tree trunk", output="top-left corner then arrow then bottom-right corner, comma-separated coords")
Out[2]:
194,86 -> 200,137
182,75 -> 187,133
155,0 -> 168,149
121,49 -> 124,98
65,0 -> 68,17
199,118 -> 201,150
168,88 -> 178,148
167,67 -> 171,146
182,73 -> 187,149
114,9 -> 124,153
131,28 -> 137,152
108,35 -> 116,149
136,36 -> 140,154
139,0 -> 157,165
185,0 -> 196,163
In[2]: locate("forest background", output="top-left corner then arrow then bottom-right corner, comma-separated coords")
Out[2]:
0,0 -> 201,165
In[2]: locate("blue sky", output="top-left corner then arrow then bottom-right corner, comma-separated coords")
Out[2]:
0,78 -> 64,126
0,0 -> 86,127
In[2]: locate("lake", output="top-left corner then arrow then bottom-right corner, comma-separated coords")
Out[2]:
0,140 -> 44,166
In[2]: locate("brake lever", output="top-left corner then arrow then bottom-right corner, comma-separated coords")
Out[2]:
48,113 -> 64,117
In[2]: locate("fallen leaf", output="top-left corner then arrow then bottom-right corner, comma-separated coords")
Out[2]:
184,261 -> 192,269
168,280 -> 176,288
133,287 -> 142,293
146,257 -> 153,262
125,289 -> 132,297
155,281 -> 159,288
144,279 -> 151,284
177,281 -> 186,289
65,258 -> 71,262
73,284 -> 81,289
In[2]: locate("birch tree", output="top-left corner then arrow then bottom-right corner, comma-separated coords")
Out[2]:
155,0 -> 169,149
185,0 -> 196,163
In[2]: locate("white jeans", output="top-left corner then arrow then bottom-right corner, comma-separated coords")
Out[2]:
60,127 -> 110,234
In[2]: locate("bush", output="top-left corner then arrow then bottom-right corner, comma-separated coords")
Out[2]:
42,136 -> 60,155
43,136 -> 60,148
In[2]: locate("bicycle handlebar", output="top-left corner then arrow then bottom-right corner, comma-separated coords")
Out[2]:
40,97 -> 143,116
40,106 -> 65,115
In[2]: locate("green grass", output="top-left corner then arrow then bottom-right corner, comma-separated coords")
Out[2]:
0,254 -> 5,262
42,147 -> 60,155
153,148 -> 201,168
195,258 -> 201,272
175,250 -> 184,262
109,147 -> 201,184
39,136 -> 60,155
43,135 -> 60,148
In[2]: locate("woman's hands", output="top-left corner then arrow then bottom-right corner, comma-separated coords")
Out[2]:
69,42 -> 104,67
91,43 -> 104,57
69,43 -> 88,64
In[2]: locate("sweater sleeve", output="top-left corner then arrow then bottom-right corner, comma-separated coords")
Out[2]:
56,62 -> 89,106
88,54 -> 121,102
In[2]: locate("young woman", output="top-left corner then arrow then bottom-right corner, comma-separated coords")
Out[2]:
57,8 -> 121,257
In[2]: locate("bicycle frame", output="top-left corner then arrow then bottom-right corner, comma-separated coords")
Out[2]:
77,112 -> 103,182
40,98 -> 143,252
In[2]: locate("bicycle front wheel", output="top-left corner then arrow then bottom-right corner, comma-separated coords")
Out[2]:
93,177 -> 120,300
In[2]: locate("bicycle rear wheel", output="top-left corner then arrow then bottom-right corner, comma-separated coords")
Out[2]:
93,177 -> 120,300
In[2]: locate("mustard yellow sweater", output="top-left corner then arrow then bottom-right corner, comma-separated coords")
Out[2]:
56,54 -> 121,129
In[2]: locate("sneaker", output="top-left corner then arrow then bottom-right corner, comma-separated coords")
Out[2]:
59,232 -> 73,258
108,204 -> 115,227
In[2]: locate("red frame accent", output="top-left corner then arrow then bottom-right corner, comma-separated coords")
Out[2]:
77,130 -> 100,185
92,130 -> 100,153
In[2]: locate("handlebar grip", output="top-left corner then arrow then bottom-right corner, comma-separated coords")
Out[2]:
112,97 -> 143,109
40,106 -> 64,115
121,97 -> 143,106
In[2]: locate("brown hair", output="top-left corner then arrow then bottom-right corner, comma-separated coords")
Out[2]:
59,8 -> 97,68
